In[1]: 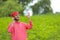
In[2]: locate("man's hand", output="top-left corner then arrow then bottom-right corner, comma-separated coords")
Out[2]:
26,12 -> 30,19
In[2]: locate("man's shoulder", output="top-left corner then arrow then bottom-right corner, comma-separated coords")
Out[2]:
8,22 -> 14,26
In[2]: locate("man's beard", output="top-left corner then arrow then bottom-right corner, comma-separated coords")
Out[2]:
14,18 -> 19,21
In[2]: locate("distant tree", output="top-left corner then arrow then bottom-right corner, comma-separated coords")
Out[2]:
0,0 -> 23,17
31,0 -> 53,14
40,0 -> 53,13
18,0 -> 32,5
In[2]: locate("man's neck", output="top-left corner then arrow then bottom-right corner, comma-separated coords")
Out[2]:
13,20 -> 20,23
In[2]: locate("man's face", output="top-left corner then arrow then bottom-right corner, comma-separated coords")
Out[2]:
13,14 -> 20,21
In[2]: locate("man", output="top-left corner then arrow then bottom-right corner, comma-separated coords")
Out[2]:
8,11 -> 33,40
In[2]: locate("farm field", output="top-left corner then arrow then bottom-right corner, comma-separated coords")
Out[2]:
0,14 -> 60,40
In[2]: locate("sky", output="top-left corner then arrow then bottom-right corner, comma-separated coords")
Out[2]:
50,0 -> 60,13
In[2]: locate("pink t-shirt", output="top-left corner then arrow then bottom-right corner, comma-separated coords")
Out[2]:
8,20 -> 33,40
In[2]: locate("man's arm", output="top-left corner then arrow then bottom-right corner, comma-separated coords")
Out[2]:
25,12 -> 33,29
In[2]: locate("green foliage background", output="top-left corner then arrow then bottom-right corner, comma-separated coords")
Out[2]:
0,14 -> 60,40
0,0 -> 23,17
0,0 -> 53,17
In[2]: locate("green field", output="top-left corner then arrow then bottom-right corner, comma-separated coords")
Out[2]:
0,14 -> 60,40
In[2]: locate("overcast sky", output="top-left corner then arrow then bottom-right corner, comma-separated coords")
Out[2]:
51,0 -> 60,13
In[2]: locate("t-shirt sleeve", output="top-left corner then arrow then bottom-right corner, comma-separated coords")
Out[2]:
8,23 -> 13,33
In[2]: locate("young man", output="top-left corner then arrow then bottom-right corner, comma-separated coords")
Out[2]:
8,11 -> 33,40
